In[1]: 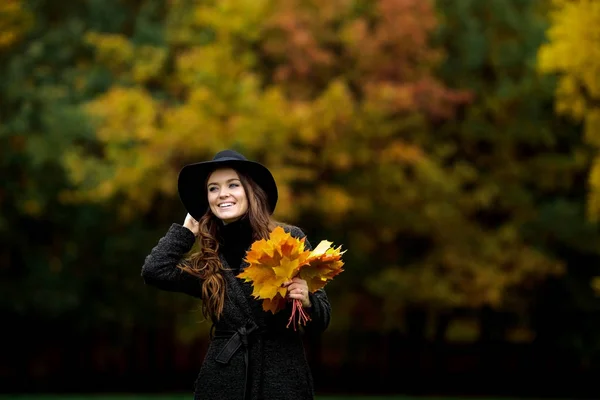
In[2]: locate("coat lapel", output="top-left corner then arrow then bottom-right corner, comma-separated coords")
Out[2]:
221,255 -> 265,327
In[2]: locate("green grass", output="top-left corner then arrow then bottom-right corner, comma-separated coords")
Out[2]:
3,396 -> 450,399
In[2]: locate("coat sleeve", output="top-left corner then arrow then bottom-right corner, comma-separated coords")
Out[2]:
141,223 -> 203,298
289,226 -> 332,334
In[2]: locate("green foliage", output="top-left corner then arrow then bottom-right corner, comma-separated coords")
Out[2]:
431,0 -> 600,350
0,0 -> 197,333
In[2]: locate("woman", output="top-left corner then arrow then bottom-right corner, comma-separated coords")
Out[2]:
141,149 -> 331,400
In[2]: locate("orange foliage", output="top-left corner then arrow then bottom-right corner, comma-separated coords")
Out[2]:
300,240 -> 345,292
263,0 -> 471,116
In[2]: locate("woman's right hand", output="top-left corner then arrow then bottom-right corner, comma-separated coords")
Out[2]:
183,213 -> 200,237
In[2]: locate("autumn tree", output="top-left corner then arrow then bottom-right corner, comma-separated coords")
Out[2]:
537,1 -> 600,323
60,0 -> 475,323
0,0 -> 195,335
538,0 -> 600,221
431,0 -> 600,347
3,0 -> 596,349
52,0 -> 580,345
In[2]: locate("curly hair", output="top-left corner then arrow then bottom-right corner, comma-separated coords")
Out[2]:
177,168 -> 278,321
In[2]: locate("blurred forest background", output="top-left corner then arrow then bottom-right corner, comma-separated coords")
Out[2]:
2,0 -> 600,398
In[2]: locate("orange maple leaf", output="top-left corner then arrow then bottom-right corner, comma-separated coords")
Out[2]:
237,226 -> 310,314
237,226 -> 345,329
299,240 -> 345,292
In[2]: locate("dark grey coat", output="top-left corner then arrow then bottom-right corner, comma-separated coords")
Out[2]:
141,223 -> 331,400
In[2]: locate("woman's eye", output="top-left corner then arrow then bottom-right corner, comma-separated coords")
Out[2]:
208,186 -> 218,192
229,183 -> 239,188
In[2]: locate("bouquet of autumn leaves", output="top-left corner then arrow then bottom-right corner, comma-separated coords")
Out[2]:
237,226 -> 345,330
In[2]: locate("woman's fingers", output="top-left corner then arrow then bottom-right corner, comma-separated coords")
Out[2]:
285,282 -> 305,292
183,213 -> 200,236
282,278 -> 311,306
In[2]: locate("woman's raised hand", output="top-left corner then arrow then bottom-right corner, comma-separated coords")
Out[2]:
183,213 -> 200,237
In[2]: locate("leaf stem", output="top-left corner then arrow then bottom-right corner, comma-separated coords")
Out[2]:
287,299 -> 311,330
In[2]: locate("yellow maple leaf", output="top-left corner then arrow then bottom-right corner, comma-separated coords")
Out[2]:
237,226 -> 310,313
240,264 -> 278,298
299,242 -> 345,292
308,240 -> 335,258
238,226 -> 345,323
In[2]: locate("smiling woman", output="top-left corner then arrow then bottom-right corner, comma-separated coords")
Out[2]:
206,168 -> 249,224
140,149 -> 332,400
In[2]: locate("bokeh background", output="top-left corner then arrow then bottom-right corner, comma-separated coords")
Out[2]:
2,0 -> 600,398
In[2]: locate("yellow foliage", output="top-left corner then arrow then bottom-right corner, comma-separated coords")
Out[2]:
369,234 -> 564,309
238,226 -> 311,313
85,33 -> 166,84
592,276 -> 600,295
86,87 -> 158,142
538,0 -> 600,221
65,0 -> 455,222
133,46 -> 167,84
381,141 -> 424,164
314,185 -> 354,222
22,199 -> 42,217
85,33 -> 134,72
539,0 -> 600,99
0,0 -> 33,50
61,87 -> 178,214
195,0 -> 271,41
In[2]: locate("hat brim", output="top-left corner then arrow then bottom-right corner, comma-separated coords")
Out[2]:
177,158 -> 278,221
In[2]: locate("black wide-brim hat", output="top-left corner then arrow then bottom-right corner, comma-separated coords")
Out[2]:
177,149 -> 278,221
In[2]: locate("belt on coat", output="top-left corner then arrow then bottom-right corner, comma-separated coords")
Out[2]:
213,320 -> 262,400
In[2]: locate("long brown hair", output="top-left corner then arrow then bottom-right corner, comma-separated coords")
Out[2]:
177,167 -> 278,322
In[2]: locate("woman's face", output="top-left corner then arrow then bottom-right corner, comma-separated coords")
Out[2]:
207,168 -> 249,224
